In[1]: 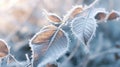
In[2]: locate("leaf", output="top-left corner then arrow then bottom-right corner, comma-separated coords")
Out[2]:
64,5 -> 83,21
71,17 -> 97,45
89,8 -> 107,19
69,6 -> 83,19
31,25 -> 57,44
0,39 -> 9,58
47,14 -> 62,23
95,12 -> 107,22
107,11 -> 120,20
65,8 -> 107,23
30,25 -> 69,67
44,10 -> 62,24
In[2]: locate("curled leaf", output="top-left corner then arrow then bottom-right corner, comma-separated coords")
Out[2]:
64,5 -> 83,21
47,14 -> 62,23
30,25 -> 69,67
71,17 -> 97,45
95,12 -> 107,22
31,25 -> 56,44
70,6 -> 83,19
107,11 -> 120,20
0,39 -> 9,58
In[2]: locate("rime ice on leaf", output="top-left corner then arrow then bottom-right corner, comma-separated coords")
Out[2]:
44,10 -> 62,24
107,11 -> 120,20
95,12 -> 107,22
30,25 -> 69,67
71,17 -> 97,45
46,63 -> 57,67
0,39 -> 9,58
69,6 -> 83,19
47,14 -> 62,22
64,5 -> 83,21
31,25 -> 57,44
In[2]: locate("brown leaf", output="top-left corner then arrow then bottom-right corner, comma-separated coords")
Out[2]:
107,11 -> 119,20
30,25 -> 69,67
70,6 -> 83,18
31,25 -> 57,44
0,40 -> 9,58
63,6 -> 83,22
47,14 -> 62,23
95,12 -> 107,21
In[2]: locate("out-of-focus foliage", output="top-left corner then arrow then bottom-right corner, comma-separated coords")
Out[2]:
0,0 -> 120,67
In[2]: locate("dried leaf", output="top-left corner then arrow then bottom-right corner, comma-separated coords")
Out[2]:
48,14 -> 62,23
43,9 -> 62,24
30,25 -> 69,67
31,25 -> 56,44
95,12 -> 107,21
107,11 -> 120,20
0,39 -> 9,58
71,17 -> 97,45
64,5 -> 83,21
44,9 -> 62,23
70,6 -> 83,19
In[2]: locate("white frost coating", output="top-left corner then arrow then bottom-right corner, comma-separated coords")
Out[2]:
89,8 -> 107,19
29,27 -> 69,67
71,17 -> 97,45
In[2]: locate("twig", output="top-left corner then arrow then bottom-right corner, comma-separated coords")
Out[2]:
87,0 -> 99,9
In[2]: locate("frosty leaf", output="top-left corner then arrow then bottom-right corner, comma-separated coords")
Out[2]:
95,12 -> 107,22
43,9 -> 62,24
30,25 -> 69,67
63,5 -> 83,22
71,17 -> 97,45
47,14 -> 62,23
31,25 -> 56,44
107,11 -> 120,20
46,63 -> 57,67
69,6 -> 83,19
0,39 -> 9,58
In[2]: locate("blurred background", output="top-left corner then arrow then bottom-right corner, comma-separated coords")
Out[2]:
0,0 -> 120,67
